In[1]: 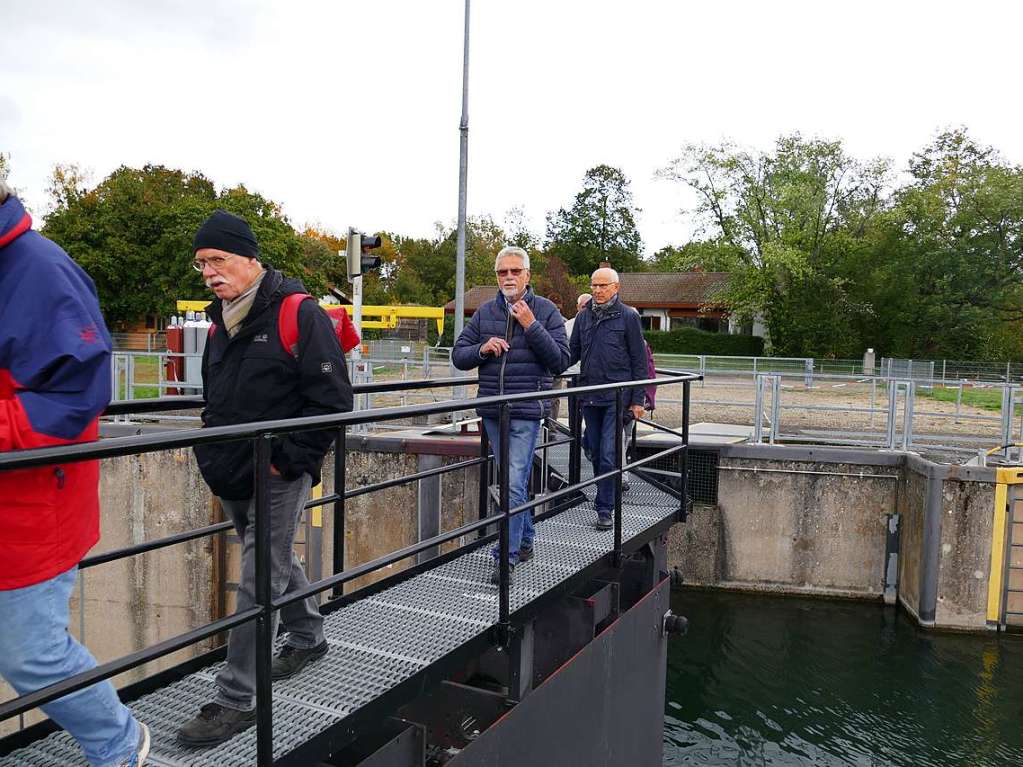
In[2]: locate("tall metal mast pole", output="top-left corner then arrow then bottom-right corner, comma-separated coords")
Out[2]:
453,0 -> 470,343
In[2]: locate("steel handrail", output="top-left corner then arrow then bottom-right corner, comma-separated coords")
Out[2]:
0,374 -> 699,472
0,371 -> 700,767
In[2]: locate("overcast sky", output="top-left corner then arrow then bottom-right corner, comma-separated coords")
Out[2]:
4,0 -> 1022,255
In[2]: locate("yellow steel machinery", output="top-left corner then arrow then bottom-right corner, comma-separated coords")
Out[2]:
176,301 -> 445,335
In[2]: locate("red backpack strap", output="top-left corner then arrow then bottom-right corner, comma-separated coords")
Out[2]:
278,293 -> 313,358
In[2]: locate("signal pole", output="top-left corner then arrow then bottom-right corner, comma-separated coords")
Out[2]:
454,0 -> 470,343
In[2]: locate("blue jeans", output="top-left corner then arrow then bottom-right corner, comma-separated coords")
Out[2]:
483,417 -> 540,564
583,405 -> 622,515
0,567 -> 139,767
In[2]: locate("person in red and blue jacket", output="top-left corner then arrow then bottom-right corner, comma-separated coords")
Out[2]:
0,185 -> 150,765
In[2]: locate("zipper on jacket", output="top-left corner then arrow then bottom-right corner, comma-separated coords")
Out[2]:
498,308 -> 515,396
54,467 -> 65,489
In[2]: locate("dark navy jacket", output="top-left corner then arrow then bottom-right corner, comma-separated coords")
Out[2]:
569,296 -> 647,407
452,286 -> 570,420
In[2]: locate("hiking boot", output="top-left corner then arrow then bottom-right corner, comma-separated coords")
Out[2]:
178,702 -> 255,747
595,512 -> 613,530
518,543 -> 535,563
490,560 -> 515,586
118,721 -> 150,766
271,640 -> 329,681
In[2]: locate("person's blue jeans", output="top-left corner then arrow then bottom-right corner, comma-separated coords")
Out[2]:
483,417 -> 540,564
0,566 -> 139,767
583,404 -> 622,516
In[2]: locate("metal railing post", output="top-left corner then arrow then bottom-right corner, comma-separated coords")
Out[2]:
903,381 -> 915,450
886,382 -> 898,449
477,420 -> 490,539
770,375 -> 781,443
253,434 -> 274,767
569,377 -> 582,485
753,374 -> 765,443
498,404 -> 511,647
331,427 -> 347,599
679,380 -> 690,522
613,388 -> 624,567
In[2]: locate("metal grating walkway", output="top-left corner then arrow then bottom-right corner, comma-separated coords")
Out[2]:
0,453 -> 677,766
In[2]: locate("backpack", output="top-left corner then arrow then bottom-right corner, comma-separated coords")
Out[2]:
207,292 -> 312,358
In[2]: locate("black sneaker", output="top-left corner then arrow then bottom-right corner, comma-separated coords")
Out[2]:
178,703 -> 255,747
490,560 -> 515,586
518,544 -> 534,563
595,512 -> 613,530
271,640 -> 329,681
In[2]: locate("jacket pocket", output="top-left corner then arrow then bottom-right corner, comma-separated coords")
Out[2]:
606,329 -> 630,370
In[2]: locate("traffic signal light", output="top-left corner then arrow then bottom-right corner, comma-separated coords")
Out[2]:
345,228 -> 383,280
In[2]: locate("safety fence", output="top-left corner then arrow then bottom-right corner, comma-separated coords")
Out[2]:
0,372 -> 698,766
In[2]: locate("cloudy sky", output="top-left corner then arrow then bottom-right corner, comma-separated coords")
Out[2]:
4,0 -> 1021,254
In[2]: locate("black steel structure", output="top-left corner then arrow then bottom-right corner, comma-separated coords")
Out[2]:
0,372 -> 698,767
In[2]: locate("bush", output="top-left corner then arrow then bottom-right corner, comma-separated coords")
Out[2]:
643,327 -> 765,356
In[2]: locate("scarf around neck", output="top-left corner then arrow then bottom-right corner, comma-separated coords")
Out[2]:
221,269 -> 266,337
591,293 -> 620,318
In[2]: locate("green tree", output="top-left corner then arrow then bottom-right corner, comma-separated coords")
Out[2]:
658,135 -> 890,356
390,217 -> 514,306
42,164 -> 312,328
545,165 -> 643,275
861,128 -> 1023,358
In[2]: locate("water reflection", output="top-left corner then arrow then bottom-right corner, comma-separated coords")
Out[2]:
664,590 -> 1023,766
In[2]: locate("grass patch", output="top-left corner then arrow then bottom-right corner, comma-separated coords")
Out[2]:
916,385 -> 1005,411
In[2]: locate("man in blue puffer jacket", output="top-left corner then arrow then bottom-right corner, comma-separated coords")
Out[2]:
453,246 -> 569,584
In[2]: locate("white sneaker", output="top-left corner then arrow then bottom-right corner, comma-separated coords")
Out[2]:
118,721 -> 150,767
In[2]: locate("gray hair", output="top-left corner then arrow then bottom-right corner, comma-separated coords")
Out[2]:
591,266 -> 620,283
576,292 -> 592,308
0,180 -> 12,204
494,246 -> 530,271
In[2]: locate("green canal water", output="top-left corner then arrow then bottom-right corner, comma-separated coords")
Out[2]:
664,590 -> 1023,766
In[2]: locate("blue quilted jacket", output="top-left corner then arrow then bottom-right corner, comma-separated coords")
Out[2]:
452,286 -> 570,419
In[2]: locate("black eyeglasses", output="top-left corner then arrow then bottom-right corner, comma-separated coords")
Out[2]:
192,254 -> 235,272
496,268 -> 524,277
590,282 -> 617,289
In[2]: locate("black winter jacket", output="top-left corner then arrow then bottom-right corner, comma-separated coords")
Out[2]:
451,286 -> 570,420
568,296 -> 647,408
194,268 -> 353,499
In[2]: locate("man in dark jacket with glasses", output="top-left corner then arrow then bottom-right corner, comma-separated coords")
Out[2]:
452,246 -> 569,585
177,210 -> 352,748
569,267 -> 647,530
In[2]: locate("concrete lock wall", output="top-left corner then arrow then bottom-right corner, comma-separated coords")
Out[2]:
669,443 -> 1000,632
670,446 -> 901,600
896,456 -> 996,631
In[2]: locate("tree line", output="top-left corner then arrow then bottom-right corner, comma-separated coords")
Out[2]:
654,128 -> 1023,361
3,126 -> 1022,361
